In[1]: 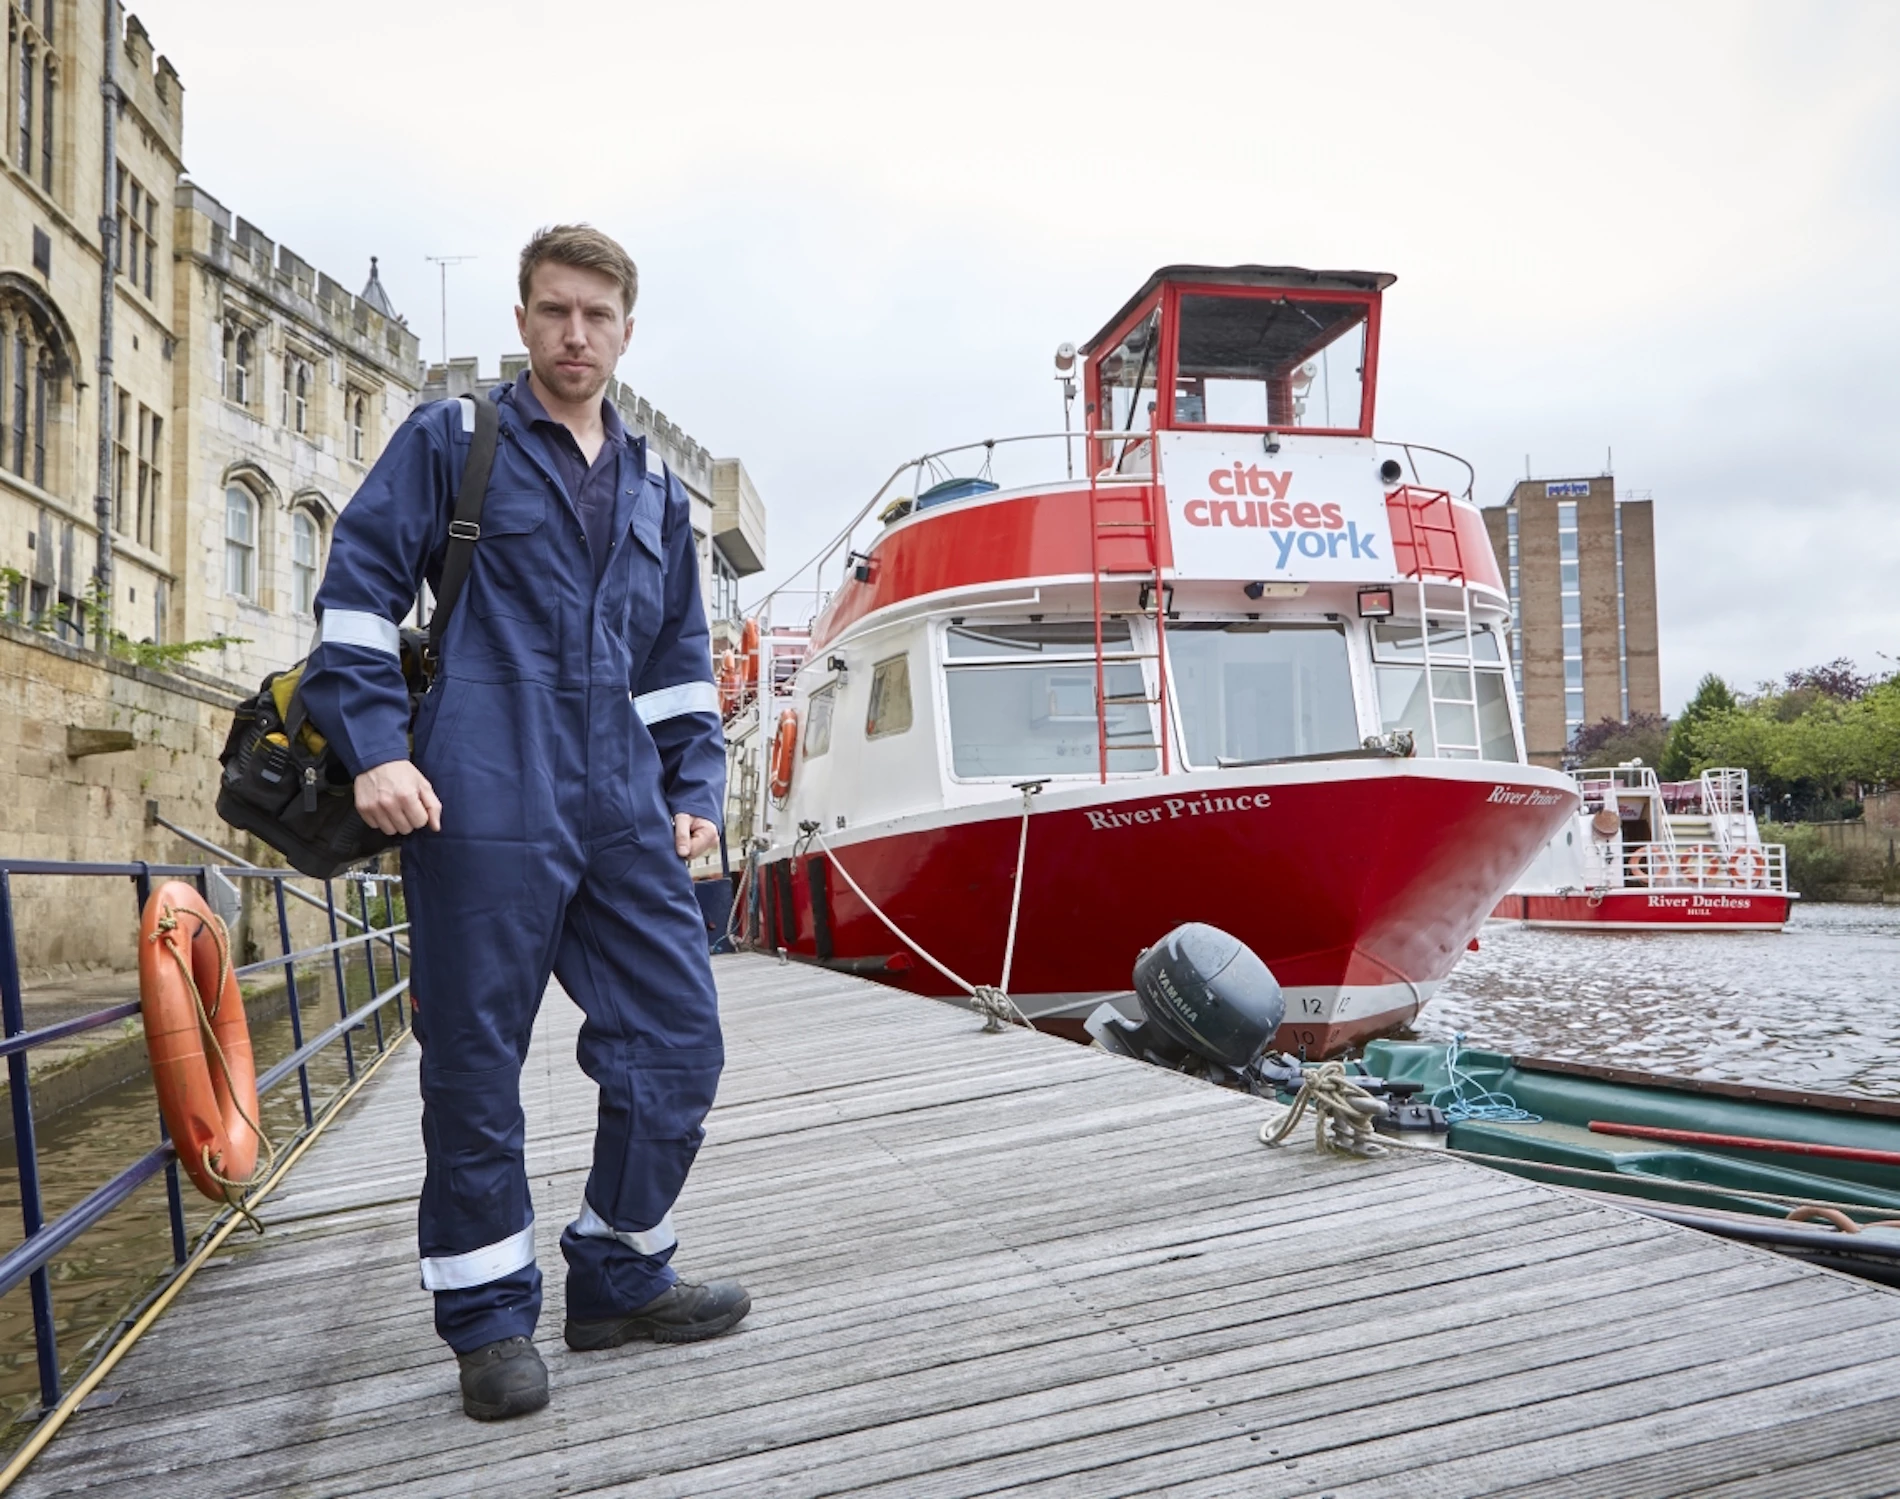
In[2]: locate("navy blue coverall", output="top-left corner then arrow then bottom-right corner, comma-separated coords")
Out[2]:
300,385 -> 725,1353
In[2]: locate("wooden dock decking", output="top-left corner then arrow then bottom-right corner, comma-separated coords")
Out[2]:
24,955 -> 1900,1498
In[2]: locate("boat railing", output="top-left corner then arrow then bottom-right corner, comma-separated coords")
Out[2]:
1375,440 -> 1475,501
0,855 -> 414,1422
1603,840 -> 1789,893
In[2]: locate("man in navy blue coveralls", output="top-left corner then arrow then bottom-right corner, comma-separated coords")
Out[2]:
300,225 -> 748,1421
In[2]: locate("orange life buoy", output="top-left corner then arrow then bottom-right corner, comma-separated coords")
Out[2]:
1730,846 -> 1769,888
138,882 -> 261,1203
717,649 -> 742,717
768,709 -> 798,802
1628,845 -> 1666,886
741,618 -> 761,689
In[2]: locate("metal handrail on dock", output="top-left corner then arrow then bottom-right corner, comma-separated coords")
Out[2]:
0,856 -> 413,1427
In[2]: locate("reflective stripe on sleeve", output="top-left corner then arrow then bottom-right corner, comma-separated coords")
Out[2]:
418,1220 -> 536,1291
572,1200 -> 677,1257
633,680 -> 719,725
316,609 -> 401,658
456,395 -> 477,434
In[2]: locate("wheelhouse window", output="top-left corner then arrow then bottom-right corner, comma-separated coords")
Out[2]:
1170,622 -> 1359,767
1372,619 -> 1517,761
943,621 -> 1155,777
866,654 -> 912,739
1172,293 -> 1370,433
224,484 -> 258,599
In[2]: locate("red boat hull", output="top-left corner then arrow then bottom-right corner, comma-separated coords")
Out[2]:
1492,891 -> 1794,931
749,761 -> 1576,1056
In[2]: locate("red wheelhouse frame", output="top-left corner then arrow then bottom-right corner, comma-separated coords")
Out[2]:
1160,280 -> 1383,437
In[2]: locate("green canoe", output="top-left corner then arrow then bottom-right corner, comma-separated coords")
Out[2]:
1356,1040 -> 1900,1284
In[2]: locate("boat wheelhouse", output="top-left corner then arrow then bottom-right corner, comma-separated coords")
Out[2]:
1496,764 -> 1796,930
718,265 -> 1580,1055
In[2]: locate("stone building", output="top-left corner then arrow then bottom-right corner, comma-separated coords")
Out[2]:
171,186 -> 420,682
419,357 -> 766,637
0,4 -> 420,683
1482,475 -> 1660,767
1,5 -> 183,647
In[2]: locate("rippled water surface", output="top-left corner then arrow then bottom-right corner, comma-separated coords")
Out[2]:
1414,902 -> 1900,1098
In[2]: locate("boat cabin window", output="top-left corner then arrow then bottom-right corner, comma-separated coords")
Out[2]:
943,621 -> 1156,777
804,685 -> 835,760
1099,309 -> 1162,436
1172,294 -> 1370,434
866,655 -> 913,739
1169,623 -> 1359,768
1371,620 -> 1516,760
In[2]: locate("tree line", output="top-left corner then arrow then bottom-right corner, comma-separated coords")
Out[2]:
1567,659 -> 1900,821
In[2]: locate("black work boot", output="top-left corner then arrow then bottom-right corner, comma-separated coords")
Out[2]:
565,1279 -> 752,1351
456,1335 -> 550,1420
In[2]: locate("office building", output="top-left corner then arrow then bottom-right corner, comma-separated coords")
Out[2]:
1482,475 -> 1660,767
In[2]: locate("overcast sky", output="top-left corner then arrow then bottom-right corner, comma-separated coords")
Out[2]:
138,0 -> 1898,710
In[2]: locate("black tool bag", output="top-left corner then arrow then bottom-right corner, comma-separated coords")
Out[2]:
215,396 -> 499,879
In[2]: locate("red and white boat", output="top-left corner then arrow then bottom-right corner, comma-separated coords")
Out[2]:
717,265 -> 1578,1056
1492,765 -> 1796,931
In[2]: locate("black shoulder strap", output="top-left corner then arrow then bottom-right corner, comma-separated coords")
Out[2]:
427,395 -> 499,662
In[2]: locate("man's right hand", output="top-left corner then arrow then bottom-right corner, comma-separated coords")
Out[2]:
355,760 -> 443,836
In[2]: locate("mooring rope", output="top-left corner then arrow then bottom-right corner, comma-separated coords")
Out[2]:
149,903 -> 278,1232
1431,1033 -> 1541,1124
1260,1062 -> 1387,1157
808,783 -> 1042,1032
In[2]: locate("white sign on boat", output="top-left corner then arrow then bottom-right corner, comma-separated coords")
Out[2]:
1157,432 -> 1399,583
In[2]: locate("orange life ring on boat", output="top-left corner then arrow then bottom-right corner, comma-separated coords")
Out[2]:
717,649 -> 743,717
1730,846 -> 1769,888
1629,845 -> 1667,886
768,709 -> 799,802
741,618 -> 761,689
138,882 -> 261,1204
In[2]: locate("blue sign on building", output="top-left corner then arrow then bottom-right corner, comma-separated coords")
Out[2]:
1545,481 -> 1591,498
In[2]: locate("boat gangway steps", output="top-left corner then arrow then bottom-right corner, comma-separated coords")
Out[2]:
18,956 -> 1900,1497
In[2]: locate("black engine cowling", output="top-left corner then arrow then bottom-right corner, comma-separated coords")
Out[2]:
1131,923 -> 1285,1069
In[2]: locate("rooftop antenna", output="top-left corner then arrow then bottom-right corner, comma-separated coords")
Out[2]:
425,254 -> 476,366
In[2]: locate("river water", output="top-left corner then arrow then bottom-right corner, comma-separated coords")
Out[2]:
1418,901 -> 1900,1099
1,902 -> 1895,1431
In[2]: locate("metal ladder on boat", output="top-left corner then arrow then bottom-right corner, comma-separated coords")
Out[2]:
1086,430 -> 1170,782
1397,485 -> 1482,759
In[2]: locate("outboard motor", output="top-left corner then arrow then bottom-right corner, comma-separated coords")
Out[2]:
1086,923 -> 1283,1073
1085,923 -> 1449,1138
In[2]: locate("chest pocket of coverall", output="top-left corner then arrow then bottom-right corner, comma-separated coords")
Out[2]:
469,488 -> 553,621
610,507 -> 667,658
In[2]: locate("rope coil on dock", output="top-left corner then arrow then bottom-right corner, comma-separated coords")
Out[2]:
1260,1062 -> 1387,1157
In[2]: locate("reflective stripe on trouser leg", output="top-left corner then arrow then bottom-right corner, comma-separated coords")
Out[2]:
572,1200 -> 677,1257
418,1219 -> 537,1291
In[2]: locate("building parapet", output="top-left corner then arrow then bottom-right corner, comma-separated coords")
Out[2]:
176,184 -> 420,383
118,13 -> 185,163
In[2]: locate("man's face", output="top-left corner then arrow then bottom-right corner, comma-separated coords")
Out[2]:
515,261 -> 632,407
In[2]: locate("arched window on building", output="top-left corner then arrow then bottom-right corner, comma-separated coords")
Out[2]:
225,483 -> 259,599
290,507 -> 321,615
1,287 -> 69,492
348,392 -> 366,461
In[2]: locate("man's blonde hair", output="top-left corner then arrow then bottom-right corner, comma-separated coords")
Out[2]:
517,224 -> 639,315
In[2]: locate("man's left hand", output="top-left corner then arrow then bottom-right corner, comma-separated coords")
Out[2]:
674,814 -> 719,860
